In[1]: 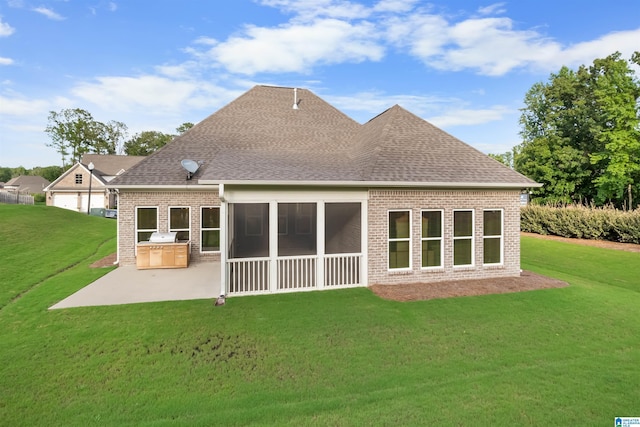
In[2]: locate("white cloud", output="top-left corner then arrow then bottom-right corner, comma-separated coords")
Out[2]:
325,91 -> 513,128
385,13 -> 449,56
0,17 -> 15,36
545,28 -> 640,71
477,3 -> 507,16
108,2 -> 118,12
0,57 -> 14,65
386,8 -> 640,76
259,0 -> 371,20
373,0 -> 419,13
0,94 -> 49,116
33,7 -> 65,21
184,1 -> 640,78
434,17 -> 562,76
202,19 -> 383,75
427,105 -> 512,127
71,75 -> 200,112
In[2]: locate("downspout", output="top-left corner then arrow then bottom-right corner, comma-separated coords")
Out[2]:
114,188 -> 120,265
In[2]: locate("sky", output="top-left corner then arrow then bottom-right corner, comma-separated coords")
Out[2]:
1,0 -> 639,168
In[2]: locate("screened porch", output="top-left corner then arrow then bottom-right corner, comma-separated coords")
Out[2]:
225,201 -> 365,295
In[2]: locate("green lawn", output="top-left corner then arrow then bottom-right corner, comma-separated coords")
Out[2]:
1,204 -> 638,426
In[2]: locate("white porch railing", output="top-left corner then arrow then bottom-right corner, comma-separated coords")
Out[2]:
278,256 -> 316,291
324,253 -> 361,288
227,253 -> 362,295
227,257 -> 269,294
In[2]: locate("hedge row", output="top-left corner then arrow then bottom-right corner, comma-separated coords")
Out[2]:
521,205 -> 640,244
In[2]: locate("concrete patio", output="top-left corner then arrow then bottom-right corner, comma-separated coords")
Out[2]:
50,262 -> 221,310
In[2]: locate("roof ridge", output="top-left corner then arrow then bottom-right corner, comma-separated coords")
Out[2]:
353,105 -> 400,180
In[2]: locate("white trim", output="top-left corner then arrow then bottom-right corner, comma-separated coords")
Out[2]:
219,197 -> 227,296
168,206 -> 191,242
224,188 -> 368,203
361,199 -> 368,286
199,179 -> 541,189
200,206 -> 221,254
135,206 -> 159,251
483,208 -> 504,266
420,209 -> 444,269
453,209 -> 474,268
387,209 -> 412,271
317,201 -> 325,289
106,184 -> 220,190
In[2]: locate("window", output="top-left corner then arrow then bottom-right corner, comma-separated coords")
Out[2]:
75,174 -> 83,184
388,210 -> 411,270
136,207 -> 157,242
325,203 -> 361,254
201,207 -> 220,252
421,210 -> 443,268
278,203 -> 317,256
230,203 -> 269,258
453,210 -> 474,266
169,207 -> 190,241
483,209 -> 503,265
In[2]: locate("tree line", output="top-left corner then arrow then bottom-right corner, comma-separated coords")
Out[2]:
491,51 -> 640,209
44,108 -> 193,167
1,111 -> 193,183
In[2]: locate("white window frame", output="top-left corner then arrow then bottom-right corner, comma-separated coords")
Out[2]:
75,174 -> 83,185
453,209 -> 474,268
421,209 -> 443,269
388,209 -> 412,271
169,206 -> 191,242
135,206 -> 158,243
483,209 -> 504,266
201,206 -> 220,253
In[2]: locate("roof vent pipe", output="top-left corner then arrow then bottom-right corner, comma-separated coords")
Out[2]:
292,88 -> 299,110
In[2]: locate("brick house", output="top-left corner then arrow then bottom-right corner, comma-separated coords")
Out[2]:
45,154 -> 144,213
108,85 -> 539,296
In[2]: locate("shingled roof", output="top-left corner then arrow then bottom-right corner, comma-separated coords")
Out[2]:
110,85 -> 537,188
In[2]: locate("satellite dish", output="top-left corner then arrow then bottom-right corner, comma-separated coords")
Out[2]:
181,159 -> 200,180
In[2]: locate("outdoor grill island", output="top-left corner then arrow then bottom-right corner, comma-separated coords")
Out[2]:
136,232 -> 190,269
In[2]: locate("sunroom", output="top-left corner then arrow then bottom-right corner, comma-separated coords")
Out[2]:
220,188 -> 368,296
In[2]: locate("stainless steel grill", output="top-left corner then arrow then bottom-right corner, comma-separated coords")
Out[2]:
148,232 -> 177,243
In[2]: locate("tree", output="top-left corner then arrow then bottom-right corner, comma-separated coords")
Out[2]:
0,167 -> 11,183
488,150 -> 514,168
515,52 -> 640,207
176,122 -> 194,134
123,131 -> 173,156
45,108 -> 129,166
588,52 -> 640,206
30,166 -> 64,182
97,120 -> 128,155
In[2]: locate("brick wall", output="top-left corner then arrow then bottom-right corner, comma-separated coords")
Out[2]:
367,189 -> 521,285
118,190 -> 221,266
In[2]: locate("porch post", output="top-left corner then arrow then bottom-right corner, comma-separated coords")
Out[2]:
361,198 -> 368,286
317,201 -> 325,289
268,201 -> 278,292
219,185 -> 227,296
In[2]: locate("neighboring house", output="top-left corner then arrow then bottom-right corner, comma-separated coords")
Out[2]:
3,175 -> 50,194
45,154 -> 145,213
109,85 -> 540,296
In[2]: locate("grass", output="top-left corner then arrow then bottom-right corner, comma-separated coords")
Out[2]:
1,204 -> 639,425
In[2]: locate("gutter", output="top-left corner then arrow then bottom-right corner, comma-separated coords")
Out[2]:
105,184 -> 220,190
197,179 -> 542,189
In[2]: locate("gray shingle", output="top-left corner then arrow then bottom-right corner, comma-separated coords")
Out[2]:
110,85 -> 536,187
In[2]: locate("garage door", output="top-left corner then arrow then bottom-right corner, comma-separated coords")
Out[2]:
53,194 -> 80,212
79,193 -> 104,212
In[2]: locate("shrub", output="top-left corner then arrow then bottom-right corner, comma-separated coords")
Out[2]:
521,204 -> 640,244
